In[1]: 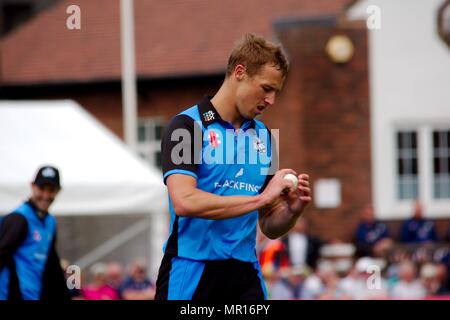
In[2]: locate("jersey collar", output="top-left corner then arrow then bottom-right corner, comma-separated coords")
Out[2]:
198,96 -> 256,130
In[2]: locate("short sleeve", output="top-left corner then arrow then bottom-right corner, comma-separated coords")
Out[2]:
161,115 -> 201,184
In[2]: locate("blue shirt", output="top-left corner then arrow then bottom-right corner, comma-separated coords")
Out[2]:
355,221 -> 390,245
400,218 -> 438,243
121,277 -> 153,292
161,97 -> 274,262
0,202 -> 56,300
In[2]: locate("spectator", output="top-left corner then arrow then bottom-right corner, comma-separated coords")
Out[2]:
420,263 -> 441,296
315,263 -> 344,300
354,205 -> 393,257
259,238 -> 290,279
283,218 -> 322,269
301,260 -> 339,299
435,263 -> 450,295
270,266 -> 308,300
339,257 -> 388,300
400,201 -> 438,244
338,262 -> 360,298
121,259 -> 155,300
106,262 -> 124,295
390,261 -> 426,299
82,263 -> 120,300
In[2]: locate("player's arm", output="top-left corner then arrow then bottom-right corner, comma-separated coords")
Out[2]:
258,173 -> 311,239
0,214 -> 28,270
41,233 -> 70,300
167,172 -> 293,220
162,114 -> 293,220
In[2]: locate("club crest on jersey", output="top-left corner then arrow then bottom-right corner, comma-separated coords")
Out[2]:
33,230 -> 42,242
208,130 -> 221,148
202,110 -> 215,122
253,138 -> 266,153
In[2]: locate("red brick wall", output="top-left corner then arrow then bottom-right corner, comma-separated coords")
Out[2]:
76,80 -> 223,138
74,91 -> 124,138
21,77 -> 223,139
137,79 -> 222,123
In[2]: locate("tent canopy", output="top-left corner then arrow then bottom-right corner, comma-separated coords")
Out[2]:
0,100 -> 167,216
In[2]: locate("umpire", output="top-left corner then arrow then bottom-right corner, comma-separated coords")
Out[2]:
0,165 -> 69,300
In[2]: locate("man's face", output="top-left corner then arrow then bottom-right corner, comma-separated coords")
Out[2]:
362,205 -> 375,223
234,63 -> 284,119
413,201 -> 423,219
131,264 -> 147,282
31,183 -> 60,212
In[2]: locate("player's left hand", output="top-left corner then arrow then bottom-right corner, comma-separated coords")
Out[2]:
283,174 -> 311,214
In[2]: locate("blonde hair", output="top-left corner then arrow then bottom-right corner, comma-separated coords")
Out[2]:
226,33 -> 289,78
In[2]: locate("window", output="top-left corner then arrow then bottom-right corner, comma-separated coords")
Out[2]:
438,0 -> 450,48
433,130 -> 450,199
397,131 -> 418,200
385,126 -> 450,218
137,118 -> 164,169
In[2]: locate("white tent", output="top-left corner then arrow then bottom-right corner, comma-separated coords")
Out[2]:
0,100 -> 167,216
0,100 -> 168,274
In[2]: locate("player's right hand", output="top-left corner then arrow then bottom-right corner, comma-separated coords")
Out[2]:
260,169 -> 298,206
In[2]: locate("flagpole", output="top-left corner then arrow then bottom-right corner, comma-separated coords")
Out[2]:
120,0 -> 137,152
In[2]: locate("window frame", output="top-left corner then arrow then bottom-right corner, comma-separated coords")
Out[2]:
396,130 -> 419,201
432,129 -> 450,199
391,124 -> 450,218
137,117 -> 164,169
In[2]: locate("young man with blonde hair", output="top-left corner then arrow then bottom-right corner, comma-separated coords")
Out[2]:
155,34 -> 311,300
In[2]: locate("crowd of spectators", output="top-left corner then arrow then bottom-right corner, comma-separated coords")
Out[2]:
258,201 -> 450,300
62,258 -> 155,300
61,202 -> 449,300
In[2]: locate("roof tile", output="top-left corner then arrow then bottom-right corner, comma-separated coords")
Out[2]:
1,0 -> 348,84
